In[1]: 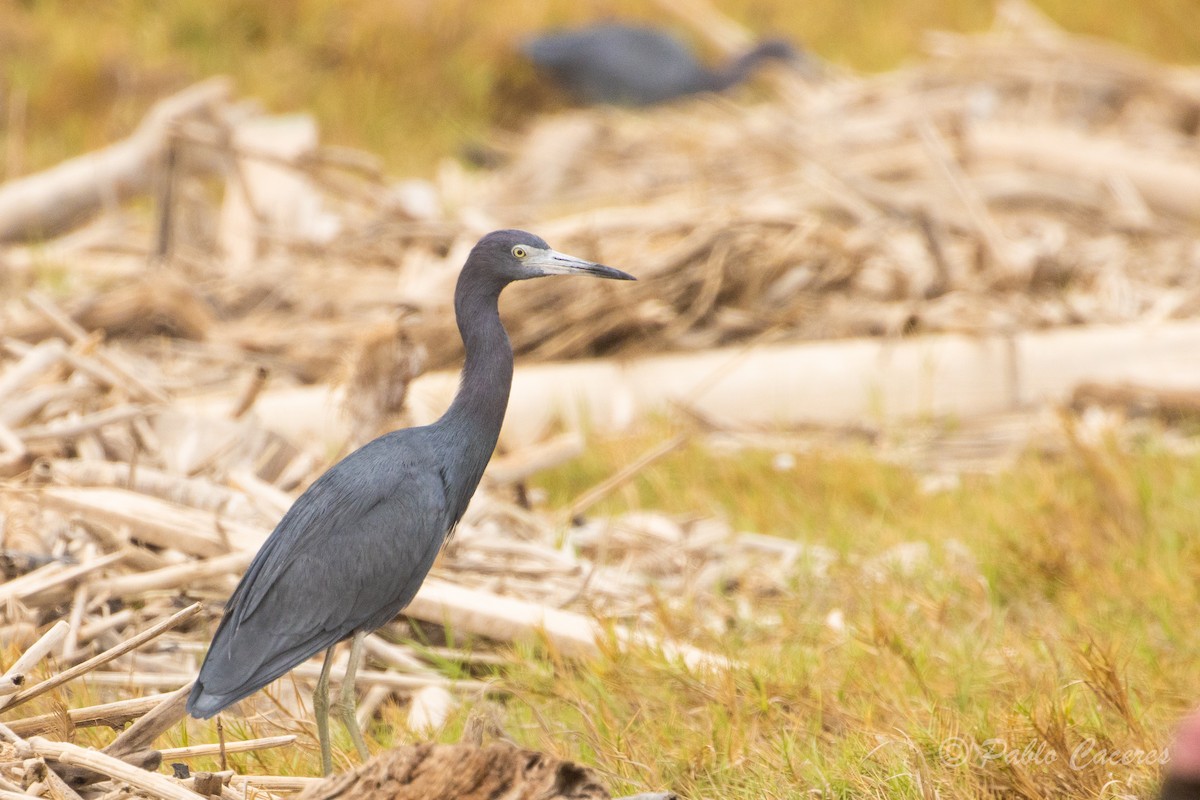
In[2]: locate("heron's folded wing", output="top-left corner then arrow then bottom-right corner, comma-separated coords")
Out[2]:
192,467 -> 447,706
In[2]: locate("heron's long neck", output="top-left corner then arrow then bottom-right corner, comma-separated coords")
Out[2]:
709,46 -> 774,92
436,274 -> 514,518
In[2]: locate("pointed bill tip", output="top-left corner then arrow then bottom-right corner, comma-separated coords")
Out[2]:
593,264 -> 637,281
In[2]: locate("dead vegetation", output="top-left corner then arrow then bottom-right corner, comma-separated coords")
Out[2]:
0,1 -> 1198,798
2,4 -> 1200,380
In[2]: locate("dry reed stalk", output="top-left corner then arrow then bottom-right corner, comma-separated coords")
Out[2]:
2,551 -> 127,608
37,487 -> 266,558
0,622 -> 71,712
15,406 -> 148,445
563,435 -> 688,521
0,789 -> 41,800
229,365 -> 270,419
0,385 -> 91,429
405,578 -> 726,670
0,420 -> 27,458
0,340 -> 66,404
71,673 -> 194,690
225,469 -> 293,518
35,761 -> 86,800
360,636 -> 426,673
88,551 -> 251,599
289,662 -> 484,694
0,77 -> 230,244
61,566 -> 90,661
157,735 -> 296,761
3,604 -> 200,711
231,775 -> 321,792
4,694 -> 165,737
76,609 -> 135,644
915,119 -> 1024,283
44,460 -> 258,520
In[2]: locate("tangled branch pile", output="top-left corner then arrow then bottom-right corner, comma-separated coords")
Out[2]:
2,2 -> 1198,383
0,290 -> 800,796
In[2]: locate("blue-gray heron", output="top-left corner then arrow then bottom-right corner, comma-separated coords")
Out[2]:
522,23 -> 812,106
187,230 -> 635,774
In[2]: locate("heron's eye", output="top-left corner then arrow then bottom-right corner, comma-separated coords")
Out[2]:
512,246 -> 528,259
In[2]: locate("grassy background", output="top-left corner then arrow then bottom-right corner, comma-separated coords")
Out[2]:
487,424 -> 1200,798
1,0 -> 1198,178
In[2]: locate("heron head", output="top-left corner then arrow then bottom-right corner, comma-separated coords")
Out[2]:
472,230 -> 636,283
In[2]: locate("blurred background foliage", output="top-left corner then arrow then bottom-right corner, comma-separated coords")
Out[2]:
0,0 -> 1198,178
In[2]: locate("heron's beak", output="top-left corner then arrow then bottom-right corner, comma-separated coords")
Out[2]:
532,249 -> 636,281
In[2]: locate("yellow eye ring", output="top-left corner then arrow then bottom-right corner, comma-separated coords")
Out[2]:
512,246 -> 527,258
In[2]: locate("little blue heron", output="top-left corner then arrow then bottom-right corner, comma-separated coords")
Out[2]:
522,23 -> 812,107
187,230 -> 635,774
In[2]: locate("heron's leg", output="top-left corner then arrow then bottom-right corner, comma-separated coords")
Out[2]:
338,630 -> 371,762
313,646 -> 336,776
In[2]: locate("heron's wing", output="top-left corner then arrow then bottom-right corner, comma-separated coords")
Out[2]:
189,447 -> 448,715
239,470 -> 446,633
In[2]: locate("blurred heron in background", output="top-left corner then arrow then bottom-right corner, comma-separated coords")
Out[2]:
522,22 -> 818,106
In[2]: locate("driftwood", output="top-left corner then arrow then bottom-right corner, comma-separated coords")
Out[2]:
1071,381 -> 1200,424
296,742 -> 610,800
398,320 -> 1200,446
406,579 -> 727,670
54,683 -> 192,788
25,738 -> 205,800
5,695 -> 168,738
0,78 -> 231,243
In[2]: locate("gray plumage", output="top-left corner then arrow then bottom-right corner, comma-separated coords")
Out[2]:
522,23 -> 810,107
188,230 -> 634,721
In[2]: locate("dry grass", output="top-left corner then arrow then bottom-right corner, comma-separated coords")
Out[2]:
506,424 -> 1199,798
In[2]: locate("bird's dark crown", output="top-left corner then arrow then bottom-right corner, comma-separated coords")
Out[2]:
473,229 -> 550,255
465,229 -> 554,284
